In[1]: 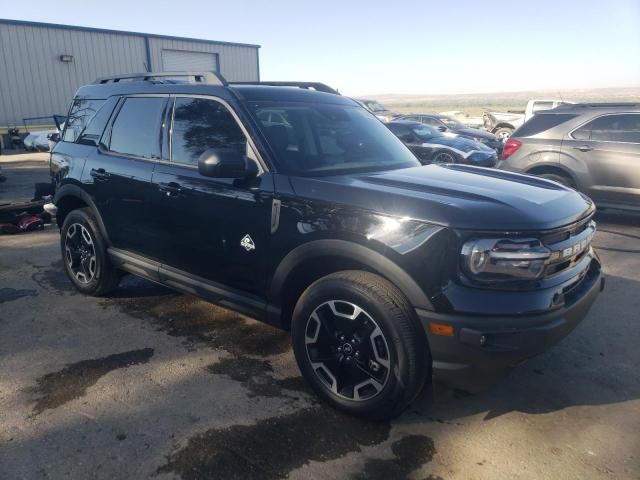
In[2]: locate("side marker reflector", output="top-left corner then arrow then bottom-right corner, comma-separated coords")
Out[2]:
429,322 -> 454,336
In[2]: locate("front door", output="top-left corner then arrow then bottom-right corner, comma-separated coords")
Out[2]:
150,95 -> 274,296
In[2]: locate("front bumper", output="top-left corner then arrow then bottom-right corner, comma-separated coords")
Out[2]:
417,263 -> 603,392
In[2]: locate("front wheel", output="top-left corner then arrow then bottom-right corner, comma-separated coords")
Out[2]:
494,127 -> 514,142
432,150 -> 459,164
291,271 -> 430,418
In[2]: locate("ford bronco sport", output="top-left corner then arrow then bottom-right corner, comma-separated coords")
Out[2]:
46,72 -> 603,418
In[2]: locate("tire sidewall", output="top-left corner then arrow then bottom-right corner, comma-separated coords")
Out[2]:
292,274 -> 426,417
60,209 -> 109,295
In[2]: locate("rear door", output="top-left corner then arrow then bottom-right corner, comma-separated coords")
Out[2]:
563,113 -> 640,207
82,95 -> 168,256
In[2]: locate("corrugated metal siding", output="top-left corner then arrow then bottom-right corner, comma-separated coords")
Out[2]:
0,23 -> 147,127
148,38 -> 258,82
161,49 -> 218,72
0,21 -> 259,128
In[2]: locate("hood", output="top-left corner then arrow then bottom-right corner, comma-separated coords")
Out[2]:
421,134 -> 494,156
291,164 -> 593,231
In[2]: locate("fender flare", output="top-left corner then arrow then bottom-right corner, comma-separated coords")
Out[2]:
53,184 -> 111,244
268,239 -> 434,310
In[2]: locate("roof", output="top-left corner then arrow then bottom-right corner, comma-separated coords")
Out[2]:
76,81 -> 357,106
0,18 -> 260,49
550,103 -> 640,113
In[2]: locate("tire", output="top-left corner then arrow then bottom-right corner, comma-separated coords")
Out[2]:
494,127 -> 514,142
60,207 -> 120,296
432,150 -> 459,164
291,271 -> 431,418
538,172 -> 575,188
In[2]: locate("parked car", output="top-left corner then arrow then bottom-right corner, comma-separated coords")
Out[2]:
396,113 -> 502,153
483,99 -> 572,142
386,120 -> 498,166
46,72 -> 602,418
498,103 -> 640,212
23,129 -> 57,151
354,98 -> 399,122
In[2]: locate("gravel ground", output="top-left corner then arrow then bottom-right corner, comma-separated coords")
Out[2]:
0,159 -> 639,479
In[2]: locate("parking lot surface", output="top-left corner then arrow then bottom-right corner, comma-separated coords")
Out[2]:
1,159 -> 639,479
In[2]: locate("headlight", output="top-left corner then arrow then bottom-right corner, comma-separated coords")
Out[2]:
461,238 -> 551,283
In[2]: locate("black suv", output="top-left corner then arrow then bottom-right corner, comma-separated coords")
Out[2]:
47,72 -> 603,418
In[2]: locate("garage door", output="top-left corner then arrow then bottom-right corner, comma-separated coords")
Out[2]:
161,49 -> 219,72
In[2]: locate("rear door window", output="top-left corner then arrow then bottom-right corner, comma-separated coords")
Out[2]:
108,97 -> 166,159
170,97 -> 247,166
514,113 -> 576,137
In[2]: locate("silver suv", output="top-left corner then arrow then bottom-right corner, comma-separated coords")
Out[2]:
497,104 -> 640,212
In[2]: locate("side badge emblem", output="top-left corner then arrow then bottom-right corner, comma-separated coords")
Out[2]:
240,234 -> 255,251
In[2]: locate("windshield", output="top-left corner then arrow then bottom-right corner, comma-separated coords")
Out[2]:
436,115 -> 464,129
410,124 -> 442,140
249,102 -> 420,175
363,101 -> 388,113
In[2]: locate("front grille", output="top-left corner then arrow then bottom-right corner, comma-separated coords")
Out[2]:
541,213 -> 595,279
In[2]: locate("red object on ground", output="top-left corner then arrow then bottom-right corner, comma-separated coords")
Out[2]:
17,215 -> 44,232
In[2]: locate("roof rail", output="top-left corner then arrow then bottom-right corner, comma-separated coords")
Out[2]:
229,81 -> 340,95
558,102 -> 640,108
93,71 -> 227,85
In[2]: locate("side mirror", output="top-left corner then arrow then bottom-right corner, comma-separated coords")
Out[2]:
198,148 -> 258,179
47,132 -> 60,143
437,126 -> 447,132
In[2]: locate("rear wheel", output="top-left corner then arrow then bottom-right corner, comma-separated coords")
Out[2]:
538,172 -> 575,188
61,208 -> 120,296
291,271 -> 430,418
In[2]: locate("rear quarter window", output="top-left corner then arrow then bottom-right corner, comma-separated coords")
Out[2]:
513,113 -> 576,137
62,98 -> 106,143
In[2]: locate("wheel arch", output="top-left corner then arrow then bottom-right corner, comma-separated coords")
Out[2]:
53,184 -> 110,244
267,239 -> 433,330
493,123 -> 515,132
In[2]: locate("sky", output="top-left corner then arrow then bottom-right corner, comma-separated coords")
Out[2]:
4,0 -> 640,96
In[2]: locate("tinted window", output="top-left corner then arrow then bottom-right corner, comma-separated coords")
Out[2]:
250,103 -> 419,175
171,97 -> 247,166
109,97 -> 165,159
514,113 -> 576,137
589,114 -> 640,143
62,98 -> 105,142
422,116 -> 443,127
77,97 -> 119,146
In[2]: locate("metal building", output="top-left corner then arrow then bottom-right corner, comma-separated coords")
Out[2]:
0,18 -> 260,143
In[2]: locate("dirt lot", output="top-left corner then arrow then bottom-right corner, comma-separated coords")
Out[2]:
1,159 -> 639,480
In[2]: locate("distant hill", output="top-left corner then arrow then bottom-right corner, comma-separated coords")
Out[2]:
364,87 -> 640,117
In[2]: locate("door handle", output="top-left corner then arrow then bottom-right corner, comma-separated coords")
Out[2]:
158,182 -> 183,197
573,145 -> 593,152
90,168 -> 110,181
